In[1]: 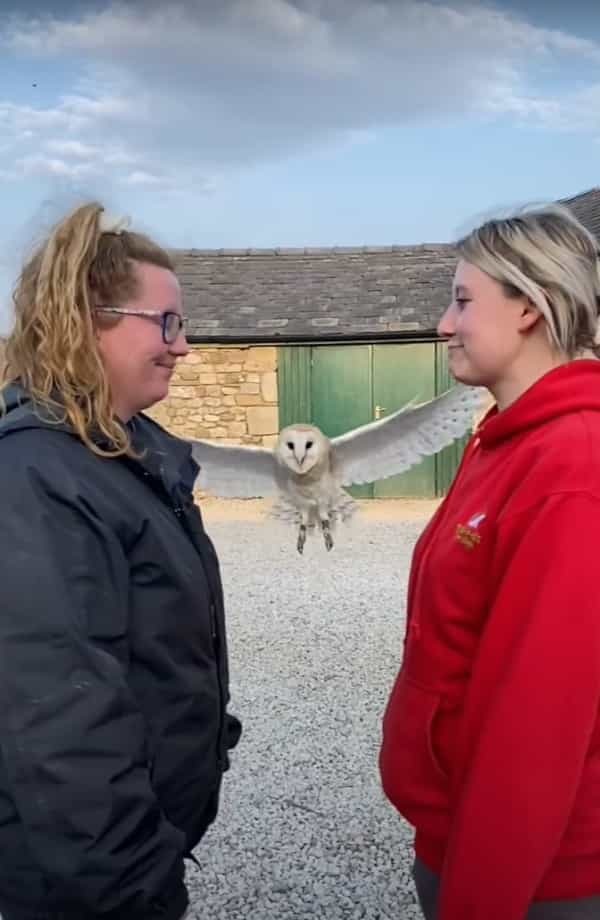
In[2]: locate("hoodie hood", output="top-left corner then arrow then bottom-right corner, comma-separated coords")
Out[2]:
478,359 -> 600,449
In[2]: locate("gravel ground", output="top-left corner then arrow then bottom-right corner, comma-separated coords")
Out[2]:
186,499 -> 437,920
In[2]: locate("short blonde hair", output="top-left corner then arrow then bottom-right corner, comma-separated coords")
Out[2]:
456,204 -> 600,357
1,202 -> 174,457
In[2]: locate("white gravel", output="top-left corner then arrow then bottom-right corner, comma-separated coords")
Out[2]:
187,500 -> 436,920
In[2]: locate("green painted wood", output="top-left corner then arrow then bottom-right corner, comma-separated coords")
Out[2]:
277,346 -> 312,429
434,341 -> 471,496
310,344 -> 373,498
280,341 -> 467,500
372,343 -> 437,498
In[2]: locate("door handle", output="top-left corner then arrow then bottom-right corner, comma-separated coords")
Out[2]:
374,404 -> 387,420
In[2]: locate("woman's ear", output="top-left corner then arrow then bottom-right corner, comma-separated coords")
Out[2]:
517,296 -> 543,332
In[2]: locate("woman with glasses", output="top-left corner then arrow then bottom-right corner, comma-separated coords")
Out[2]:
0,202 -> 241,920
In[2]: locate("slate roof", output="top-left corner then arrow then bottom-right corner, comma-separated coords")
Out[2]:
173,185 -> 600,342
8,190 -> 600,347
560,187 -> 600,241
172,243 -> 456,343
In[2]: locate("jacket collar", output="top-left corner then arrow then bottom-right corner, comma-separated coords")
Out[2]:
0,382 -> 198,497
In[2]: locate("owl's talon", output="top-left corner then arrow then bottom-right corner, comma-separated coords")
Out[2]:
297,524 -> 307,554
321,519 -> 334,551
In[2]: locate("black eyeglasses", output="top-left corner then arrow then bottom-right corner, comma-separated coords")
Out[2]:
95,307 -> 187,344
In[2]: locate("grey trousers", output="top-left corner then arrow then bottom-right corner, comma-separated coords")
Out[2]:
412,858 -> 600,919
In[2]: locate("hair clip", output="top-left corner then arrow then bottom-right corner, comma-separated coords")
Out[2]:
98,211 -> 132,235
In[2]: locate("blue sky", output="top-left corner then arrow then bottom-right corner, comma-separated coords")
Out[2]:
1,0 -> 599,333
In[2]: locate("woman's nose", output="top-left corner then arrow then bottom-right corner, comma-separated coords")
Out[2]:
437,303 -> 456,339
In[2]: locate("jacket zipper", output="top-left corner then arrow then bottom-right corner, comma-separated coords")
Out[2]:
208,598 -> 226,770
174,499 -> 226,772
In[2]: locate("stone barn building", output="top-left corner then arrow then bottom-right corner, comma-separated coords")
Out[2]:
1,189 -> 598,497
148,243 -> 461,498
145,186 -> 600,498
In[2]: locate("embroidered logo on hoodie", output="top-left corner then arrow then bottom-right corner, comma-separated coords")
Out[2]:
456,512 -> 486,549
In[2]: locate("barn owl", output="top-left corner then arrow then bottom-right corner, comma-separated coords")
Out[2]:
190,384 -> 485,553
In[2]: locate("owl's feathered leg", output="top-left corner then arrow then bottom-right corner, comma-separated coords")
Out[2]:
315,499 -> 334,551
297,508 -> 312,554
297,523 -> 307,554
320,518 -> 333,551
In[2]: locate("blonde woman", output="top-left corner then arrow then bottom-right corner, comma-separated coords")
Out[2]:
0,203 -> 241,920
379,205 -> 600,919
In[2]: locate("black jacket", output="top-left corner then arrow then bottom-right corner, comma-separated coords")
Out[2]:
0,385 -> 241,920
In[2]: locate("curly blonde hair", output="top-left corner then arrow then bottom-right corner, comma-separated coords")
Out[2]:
1,202 -> 174,457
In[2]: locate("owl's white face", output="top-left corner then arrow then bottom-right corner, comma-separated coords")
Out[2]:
276,425 -> 327,475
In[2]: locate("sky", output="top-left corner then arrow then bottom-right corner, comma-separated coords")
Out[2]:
1,0 -> 599,333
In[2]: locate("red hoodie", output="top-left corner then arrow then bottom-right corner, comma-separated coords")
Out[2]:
379,360 -> 600,920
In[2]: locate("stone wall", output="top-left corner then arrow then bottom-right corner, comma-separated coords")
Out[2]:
147,344 -> 279,447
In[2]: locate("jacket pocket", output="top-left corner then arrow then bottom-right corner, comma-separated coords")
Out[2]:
379,671 -> 449,827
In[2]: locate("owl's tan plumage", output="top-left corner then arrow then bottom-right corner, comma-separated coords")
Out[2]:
190,383 -> 486,552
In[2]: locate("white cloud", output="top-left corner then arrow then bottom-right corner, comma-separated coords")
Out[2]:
0,93 -> 170,185
45,139 -> 99,158
17,154 -> 101,179
0,101 -> 73,133
123,170 -> 165,186
482,78 -> 600,134
1,0 -> 599,190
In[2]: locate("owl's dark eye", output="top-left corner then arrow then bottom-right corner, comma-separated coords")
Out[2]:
287,442 -> 294,450
306,441 -> 313,449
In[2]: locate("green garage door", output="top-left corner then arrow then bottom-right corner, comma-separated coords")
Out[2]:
371,343 -> 436,498
310,345 -> 373,498
278,342 -> 469,498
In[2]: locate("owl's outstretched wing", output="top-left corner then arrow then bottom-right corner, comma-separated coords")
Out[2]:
331,384 -> 485,487
189,439 -> 279,498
